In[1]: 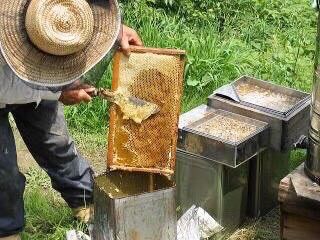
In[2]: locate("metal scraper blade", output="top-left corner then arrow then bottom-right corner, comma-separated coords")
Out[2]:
95,88 -> 160,123
115,95 -> 161,124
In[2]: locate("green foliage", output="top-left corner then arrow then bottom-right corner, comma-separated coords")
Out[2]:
22,169 -> 87,239
65,0 -> 317,133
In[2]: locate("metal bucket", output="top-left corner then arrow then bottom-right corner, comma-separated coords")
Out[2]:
305,10 -> 320,183
92,171 -> 176,240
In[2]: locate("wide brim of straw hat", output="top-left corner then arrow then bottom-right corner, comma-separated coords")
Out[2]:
0,0 -> 121,87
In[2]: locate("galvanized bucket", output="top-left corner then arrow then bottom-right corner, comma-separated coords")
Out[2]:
305,5 -> 320,183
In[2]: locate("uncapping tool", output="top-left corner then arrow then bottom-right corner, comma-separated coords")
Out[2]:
91,88 -> 160,123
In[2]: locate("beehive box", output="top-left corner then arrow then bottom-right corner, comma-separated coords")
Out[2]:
279,164 -> 320,240
178,105 -> 269,168
107,47 -> 186,175
208,76 -> 311,151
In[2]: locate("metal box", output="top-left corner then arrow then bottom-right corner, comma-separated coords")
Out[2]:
175,150 -> 249,234
248,150 -> 290,217
208,76 -> 310,217
93,171 -> 176,240
208,76 -> 311,151
178,105 -> 269,168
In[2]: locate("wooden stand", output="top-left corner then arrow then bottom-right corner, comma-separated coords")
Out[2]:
278,163 -> 320,240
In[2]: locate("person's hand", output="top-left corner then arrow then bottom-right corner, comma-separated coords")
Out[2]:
120,25 -> 143,56
59,82 -> 96,106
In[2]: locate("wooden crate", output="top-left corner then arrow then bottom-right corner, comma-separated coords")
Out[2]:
279,163 -> 320,240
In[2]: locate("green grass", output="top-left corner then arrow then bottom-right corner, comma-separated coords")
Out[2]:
65,0 -> 316,134
22,169 -> 87,240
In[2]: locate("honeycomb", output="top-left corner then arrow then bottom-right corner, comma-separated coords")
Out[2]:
107,48 -> 185,175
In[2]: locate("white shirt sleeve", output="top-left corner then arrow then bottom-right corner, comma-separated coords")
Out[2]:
0,59 -> 61,108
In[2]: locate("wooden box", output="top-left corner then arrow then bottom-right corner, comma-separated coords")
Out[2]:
278,164 -> 320,240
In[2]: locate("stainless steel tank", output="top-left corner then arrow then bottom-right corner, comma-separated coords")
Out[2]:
208,76 -> 310,217
305,7 -> 320,183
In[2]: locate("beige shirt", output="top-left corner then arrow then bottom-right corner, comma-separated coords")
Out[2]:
0,52 -> 61,108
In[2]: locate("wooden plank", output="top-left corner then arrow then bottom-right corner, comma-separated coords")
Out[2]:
107,52 -> 122,168
281,203 -> 320,221
291,172 -> 320,202
279,162 -> 320,240
128,46 -> 186,55
279,164 -> 320,203
282,212 -> 320,240
108,165 -> 174,176
279,164 -> 320,221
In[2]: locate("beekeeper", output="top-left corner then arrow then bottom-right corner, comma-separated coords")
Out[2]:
0,0 -> 142,239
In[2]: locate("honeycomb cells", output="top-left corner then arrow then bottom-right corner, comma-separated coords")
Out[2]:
108,50 -> 185,175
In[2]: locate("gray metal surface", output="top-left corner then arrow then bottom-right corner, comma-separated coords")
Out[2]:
214,84 -> 241,102
214,76 -> 310,118
207,78 -> 304,217
175,150 -> 249,235
306,11 -> 320,182
178,105 -> 269,168
208,92 -> 310,152
248,150 -> 290,217
93,172 -> 176,240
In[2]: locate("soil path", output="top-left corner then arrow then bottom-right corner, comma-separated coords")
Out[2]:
15,126 -> 106,175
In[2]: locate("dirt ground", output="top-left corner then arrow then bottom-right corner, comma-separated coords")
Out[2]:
228,208 -> 280,240
15,126 -> 106,175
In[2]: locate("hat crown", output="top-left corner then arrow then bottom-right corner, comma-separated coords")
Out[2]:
54,6 -> 74,32
25,0 -> 94,56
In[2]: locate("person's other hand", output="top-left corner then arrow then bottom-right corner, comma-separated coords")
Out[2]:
120,25 -> 143,56
59,82 -> 96,106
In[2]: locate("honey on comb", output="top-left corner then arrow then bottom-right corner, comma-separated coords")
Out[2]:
108,51 -> 184,174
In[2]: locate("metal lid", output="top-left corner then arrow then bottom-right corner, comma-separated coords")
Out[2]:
178,105 -> 269,168
212,76 -> 310,118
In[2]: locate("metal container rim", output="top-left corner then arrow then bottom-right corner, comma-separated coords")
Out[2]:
182,108 -> 269,146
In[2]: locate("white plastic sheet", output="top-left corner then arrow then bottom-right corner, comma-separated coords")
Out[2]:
177,205 -> 201,240
66,230 -> 91,240
177,205 -> 224,240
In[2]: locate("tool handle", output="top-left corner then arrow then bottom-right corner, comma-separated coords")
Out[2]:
99,89 -> 115,100
90,88 -> 115,102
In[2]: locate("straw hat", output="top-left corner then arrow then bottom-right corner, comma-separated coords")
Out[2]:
0,0 -> 121,87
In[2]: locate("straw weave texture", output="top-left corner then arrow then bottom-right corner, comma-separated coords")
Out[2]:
25,0 -> 94,56
0,0 -> 121,86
